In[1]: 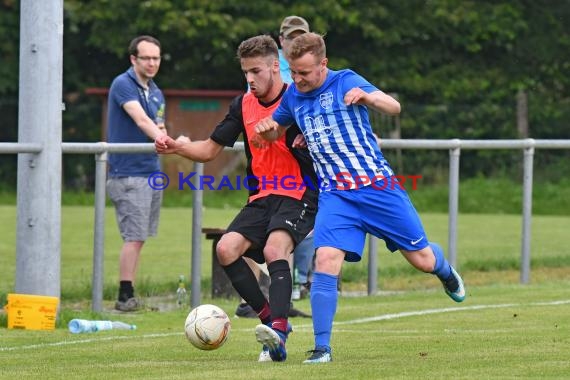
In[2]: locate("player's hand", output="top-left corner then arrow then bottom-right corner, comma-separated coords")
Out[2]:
249,133 -> 269,149
154,134 -> 177,154
344,87 -> 368,106
292,133 -> 307,149
254,117 -> 279,134
176,135 -> 191,144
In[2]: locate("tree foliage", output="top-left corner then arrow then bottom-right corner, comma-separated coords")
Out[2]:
1,0 -> 569,188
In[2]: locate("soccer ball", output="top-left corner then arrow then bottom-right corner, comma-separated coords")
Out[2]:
184,304 -> 231,350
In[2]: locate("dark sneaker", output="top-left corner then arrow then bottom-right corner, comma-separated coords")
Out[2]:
289,302 -> 311,318
442,266 -> 466,303
114,297 -> 140,312
235,302 -> 257,318
255,323 -> 291,362
303,346 -> 332,363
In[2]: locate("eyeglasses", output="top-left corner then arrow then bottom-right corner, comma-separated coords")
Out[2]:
136,56 -> 162,63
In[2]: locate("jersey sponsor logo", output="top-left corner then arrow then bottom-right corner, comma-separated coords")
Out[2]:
303,114 -> 333,151
319,92 -> 334,109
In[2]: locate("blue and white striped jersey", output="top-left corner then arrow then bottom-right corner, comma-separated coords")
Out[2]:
273,69 -> 394,191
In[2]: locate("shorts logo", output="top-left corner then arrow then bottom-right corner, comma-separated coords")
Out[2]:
319,92 -> 333,109
410,236 -> 424,246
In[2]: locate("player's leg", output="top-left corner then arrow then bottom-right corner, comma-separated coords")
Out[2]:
363,179 -> 466,302
217,231 -> 272,325
255,229 -> 296,362
303,246 -> 345,364
304,190 -> 364,364
293,230 -> 314,297
234,257 -> 262,318
401,244 -> 465,302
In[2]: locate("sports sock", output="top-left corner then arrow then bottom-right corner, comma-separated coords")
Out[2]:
257,302 -> 271,325
222,257 -> 267,312
118,281 -> 134,302
430,242 -> 452,280
268,259 -> 292,323
310,271 -> 338,351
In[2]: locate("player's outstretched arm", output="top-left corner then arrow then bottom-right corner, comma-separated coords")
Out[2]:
344,88 -> 401,116
155,134 -> 223,163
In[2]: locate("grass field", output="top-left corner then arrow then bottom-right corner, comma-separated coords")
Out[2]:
1,205 -> 570,378
1,284 -> 569,379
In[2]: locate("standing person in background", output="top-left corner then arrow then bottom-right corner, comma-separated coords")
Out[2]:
107,35 -> 167,312
255,32 -> 466,363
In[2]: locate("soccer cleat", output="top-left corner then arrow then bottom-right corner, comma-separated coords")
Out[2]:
255,323 -> 291,362
303,347 -> 332,364
442,266 -> 466,302
258,345 -> 272,362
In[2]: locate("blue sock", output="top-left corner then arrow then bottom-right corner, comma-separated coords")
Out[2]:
430,242 -> 452,280
310,272 -> 338,351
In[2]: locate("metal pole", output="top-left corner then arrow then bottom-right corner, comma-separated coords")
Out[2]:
16,0 -> 63,298
520,143 -> 534,284
91,151 -> 108,312
367,235 -> 378,295
190,162 -> 204,307
447,146 -> 461,268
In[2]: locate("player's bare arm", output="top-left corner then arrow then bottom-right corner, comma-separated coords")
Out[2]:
123,100 -> 167,139
155,135 -> 223,163
344,88 -> 401,116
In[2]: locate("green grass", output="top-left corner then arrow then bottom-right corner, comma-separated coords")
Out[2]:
1,284 -> 569,379
1,204 -> 570,378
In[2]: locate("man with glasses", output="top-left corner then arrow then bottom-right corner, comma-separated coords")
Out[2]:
107,35 -> 167,312
255,32 -> 466,363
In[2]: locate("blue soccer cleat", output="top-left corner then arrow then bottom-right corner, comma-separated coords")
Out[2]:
255,323 -> 291,362
442,266 -> 466,302
303,346 -> 332,364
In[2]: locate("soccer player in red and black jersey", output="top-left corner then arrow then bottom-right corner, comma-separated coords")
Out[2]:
155,35 -> 317,362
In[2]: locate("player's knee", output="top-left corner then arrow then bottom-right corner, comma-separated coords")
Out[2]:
216,240 -> 239,266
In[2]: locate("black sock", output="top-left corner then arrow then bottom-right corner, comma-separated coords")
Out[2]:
268,259 -> 292,320
119,281 -> 134,302
222,257 -> 267,311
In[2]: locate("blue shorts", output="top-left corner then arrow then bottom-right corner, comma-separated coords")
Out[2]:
314,178 -> 429,262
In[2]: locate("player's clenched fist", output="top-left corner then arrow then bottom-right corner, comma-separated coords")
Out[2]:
254,117 -> 278,134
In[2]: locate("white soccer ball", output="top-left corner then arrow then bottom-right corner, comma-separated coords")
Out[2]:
184,304 -> 231,350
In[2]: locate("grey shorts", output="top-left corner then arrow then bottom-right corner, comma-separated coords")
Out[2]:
107,176 -> 162,242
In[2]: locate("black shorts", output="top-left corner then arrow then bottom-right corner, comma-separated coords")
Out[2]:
226,194 -> 316,264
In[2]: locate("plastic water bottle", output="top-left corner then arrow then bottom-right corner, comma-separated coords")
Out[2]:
292,268 -> 301,301
176,275 -> 187,307
68,319 -> 136,333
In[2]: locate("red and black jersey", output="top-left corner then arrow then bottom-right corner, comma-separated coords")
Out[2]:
210,84 -> 318,206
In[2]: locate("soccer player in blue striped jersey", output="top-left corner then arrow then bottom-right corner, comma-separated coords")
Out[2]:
255,32 -> 466,364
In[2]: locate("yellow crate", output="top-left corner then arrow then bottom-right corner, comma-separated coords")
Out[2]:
5,293 -> 59,331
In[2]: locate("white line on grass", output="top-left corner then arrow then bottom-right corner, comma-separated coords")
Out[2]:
2,299 -> 568,352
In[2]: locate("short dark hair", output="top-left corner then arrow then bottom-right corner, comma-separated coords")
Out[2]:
128,35 -> 161,56
236,35 -> 278,60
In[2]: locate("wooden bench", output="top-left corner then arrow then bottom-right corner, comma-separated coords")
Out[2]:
202,228 -> 238,298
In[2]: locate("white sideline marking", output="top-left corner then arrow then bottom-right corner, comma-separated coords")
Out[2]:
2,299 -> 569,352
